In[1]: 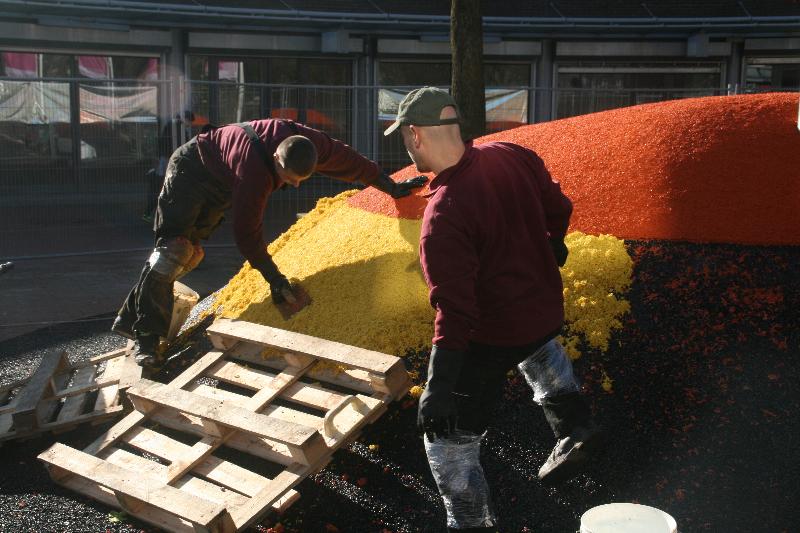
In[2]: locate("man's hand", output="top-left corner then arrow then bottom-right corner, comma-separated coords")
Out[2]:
417,346 -> 464,441
391,175 -> 428,198
269,275 -> 298,304
374,172 -> 428,199
549,236 -> 569,267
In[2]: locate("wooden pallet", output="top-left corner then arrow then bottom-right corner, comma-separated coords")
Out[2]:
39,318 -> 412,533
0,345 -> 141,444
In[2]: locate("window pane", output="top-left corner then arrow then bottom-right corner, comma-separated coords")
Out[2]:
111,56 -> 159,80
189,55 -> 209,81
377,61 -> 451,86
41,54 -> 73,77
77,56 -> 112,79
556,61 -> 722,118
745,59 -> 800,91
485,63 -> 530,86
1,52 -> 39,78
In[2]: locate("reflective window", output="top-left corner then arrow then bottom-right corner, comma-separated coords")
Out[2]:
744,58 -> 800,92
555,61 -> 723,118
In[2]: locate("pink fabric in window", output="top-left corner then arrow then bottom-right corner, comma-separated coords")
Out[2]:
78,56 -> 111,79
2,52 -> 38,78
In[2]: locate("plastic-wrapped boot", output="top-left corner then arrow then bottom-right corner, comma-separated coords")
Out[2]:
448,527 -> 499,532
133,333 -> 164,371
425,431 -> 497,530
539,392 -> 603,485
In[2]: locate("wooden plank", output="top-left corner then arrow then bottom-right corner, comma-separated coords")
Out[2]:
51,376 -> 119,401
149,409 -> 298,466
169,350 -> 229,390
37,367 -> 72,427
40,405 -> 125,432
84,411 -> 147,456
55,473 -> 198,532
188,383 -> 249,406
127,380 -> 320,448
39,443 -> 229,529
103,447 -> 249,510
164,357 -> 316,482
228,469 -> 303,530
56,366 -> 97,422
71,347 -> 131,370
370,359 -> 413,401
117,354 -> 143,391
94,355 -> 126,411
210,357 -> 349,411
207,318 -> 399,374
243,361 -> 316,413
12,350 -> 69,431
209,361 -> 273,391
253,356 -> 375,397
124,427 -> 270,498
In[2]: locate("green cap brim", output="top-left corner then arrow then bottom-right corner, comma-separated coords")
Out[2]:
383,119 -> 402,136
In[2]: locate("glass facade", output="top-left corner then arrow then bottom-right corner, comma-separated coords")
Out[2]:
555,61 -> 724,118
744,57 -> 800,91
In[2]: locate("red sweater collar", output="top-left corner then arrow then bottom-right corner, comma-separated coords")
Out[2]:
424,141 -> 474,197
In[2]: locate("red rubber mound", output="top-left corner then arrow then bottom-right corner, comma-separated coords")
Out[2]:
348,92 -> 800,245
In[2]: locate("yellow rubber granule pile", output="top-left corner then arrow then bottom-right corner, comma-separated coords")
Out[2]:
209,190 -> 632,359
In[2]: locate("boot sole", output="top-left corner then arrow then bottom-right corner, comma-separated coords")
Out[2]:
539,429 -> 605,485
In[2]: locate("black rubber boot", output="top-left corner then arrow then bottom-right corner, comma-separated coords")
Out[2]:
111,315 -> 135,340
538,392 -> 603,485
133,333 -> 164,371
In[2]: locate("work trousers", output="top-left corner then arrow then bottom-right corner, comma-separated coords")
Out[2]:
117,138 -> 230,338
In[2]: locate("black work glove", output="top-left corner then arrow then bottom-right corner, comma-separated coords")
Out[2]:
268,274 -> 298,305
251,256 -> 297,304
418,345 -> 464,441
373,172 -> 428,199
549,236 -> 569,267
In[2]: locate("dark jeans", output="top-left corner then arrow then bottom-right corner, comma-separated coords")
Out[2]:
453,336 -> 556,434
118,138 -> 230,338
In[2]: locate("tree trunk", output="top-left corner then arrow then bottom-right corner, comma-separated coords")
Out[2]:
450,0 -> 485,141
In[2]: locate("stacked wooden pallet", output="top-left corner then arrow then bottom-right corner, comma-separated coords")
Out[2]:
1,346 -> 140,445
39,318 -> 412,533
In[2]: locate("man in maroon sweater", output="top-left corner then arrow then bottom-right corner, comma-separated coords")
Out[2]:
385,88 -> 601,532
114,118 -> 425,368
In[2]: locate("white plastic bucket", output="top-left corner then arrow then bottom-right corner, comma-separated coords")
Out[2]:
581,503 -> 677,533
167,281 -> 199,341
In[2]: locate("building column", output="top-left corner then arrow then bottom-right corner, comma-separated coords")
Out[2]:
726,39 -> 744,93
535,39 -> 555,123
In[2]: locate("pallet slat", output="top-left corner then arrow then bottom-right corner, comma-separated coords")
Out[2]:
207,318 -> 398,373
40,443 -> 230,530
57,366 -> 97,422
12,351 -> 69,431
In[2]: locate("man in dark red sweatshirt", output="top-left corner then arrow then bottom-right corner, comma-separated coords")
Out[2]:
114,118 -> 425,368
384,87 -> 601,532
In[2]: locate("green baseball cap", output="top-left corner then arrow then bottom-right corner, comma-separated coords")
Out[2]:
383,86 -> 460,136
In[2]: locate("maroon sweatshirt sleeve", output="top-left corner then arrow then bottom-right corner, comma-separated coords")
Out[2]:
419,205 -> 480,352
290,123 -> 381,185
232,170 -> 273,272
509,144 -> 573,239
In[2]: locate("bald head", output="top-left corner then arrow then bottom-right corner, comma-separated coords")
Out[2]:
400,105 -> 465,175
